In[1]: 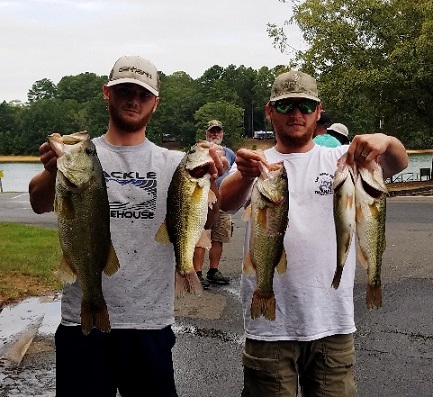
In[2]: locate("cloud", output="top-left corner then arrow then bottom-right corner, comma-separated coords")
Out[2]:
0,0 -> 305,102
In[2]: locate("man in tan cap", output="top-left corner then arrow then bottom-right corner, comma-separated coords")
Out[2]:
220,70 -> 408,397
328,122 -> 350,144
28,55 -> 229,397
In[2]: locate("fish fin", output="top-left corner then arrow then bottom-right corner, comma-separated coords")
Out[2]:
195,229 -> 212,249
250,291 -> 276,321
331,266 -> 343,289
175,270 -> 203,298
80,300 -> 111,335
242,205 -> 252,222
207,189 -> 217,209
103,243 -> 120,276
242,252 -> 255,274
275,250 -> 287,275
155,220 -> 172,244
58,257 -> 77,284
366,283 -> 382,310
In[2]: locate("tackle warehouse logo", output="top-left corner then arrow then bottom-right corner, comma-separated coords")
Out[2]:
104,170 -> 157,220
314,172 -> 333,196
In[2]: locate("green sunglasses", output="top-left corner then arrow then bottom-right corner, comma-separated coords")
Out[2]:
271,99 -> 318,115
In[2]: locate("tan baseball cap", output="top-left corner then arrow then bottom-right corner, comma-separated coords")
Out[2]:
107,56 -> 160,96
206,120 -> 223,130
328,123 -> 349,138
270,70 -> 320,102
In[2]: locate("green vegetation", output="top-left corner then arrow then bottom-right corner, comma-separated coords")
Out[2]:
0,223 -> 62,306
268,0 -> 433,148
0,66 -> 280,155
2,1 -> 433,156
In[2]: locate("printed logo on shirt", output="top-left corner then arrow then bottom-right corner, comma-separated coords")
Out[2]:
314,172 -> 333,196
104,171 -> 157,220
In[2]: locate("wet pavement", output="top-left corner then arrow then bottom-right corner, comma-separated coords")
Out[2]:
1,193 -> 433,396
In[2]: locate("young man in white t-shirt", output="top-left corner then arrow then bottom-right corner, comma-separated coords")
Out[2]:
220,70 -> 408,397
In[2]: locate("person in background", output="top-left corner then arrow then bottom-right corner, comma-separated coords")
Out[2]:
193,120 -> 236,288
219,70 -> 408,397
313,110 -> 331,136
313,110 -> 341,147
28,55 -> 228,397
328,122 -> 350,145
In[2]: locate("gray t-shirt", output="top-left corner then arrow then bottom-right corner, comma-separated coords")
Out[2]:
61,136 -> 184,330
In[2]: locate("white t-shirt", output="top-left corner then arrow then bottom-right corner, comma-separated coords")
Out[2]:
239,144 -> 357,341
61,137 -> 184,330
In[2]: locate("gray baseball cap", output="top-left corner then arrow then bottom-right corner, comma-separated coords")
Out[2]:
107,56 -> 160,96
270,70 -> 320,102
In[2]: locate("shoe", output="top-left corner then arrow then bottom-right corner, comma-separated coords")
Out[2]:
206,270 -> 230,284
196,271 -> 210,289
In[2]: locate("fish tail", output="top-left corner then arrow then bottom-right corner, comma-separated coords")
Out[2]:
80,302 -> 111,335
331,266 -> 343,289
175,270 -> 203,298
250,291 -> 276,321
366,283 -> 382,309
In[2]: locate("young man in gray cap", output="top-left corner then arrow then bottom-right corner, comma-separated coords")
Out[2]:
220,70 -> 408,397
28,55 -> 229,397
194,119 -> 236,288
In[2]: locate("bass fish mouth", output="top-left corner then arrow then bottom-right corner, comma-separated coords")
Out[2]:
360,179 -> 383,199
189,164 -> 210,179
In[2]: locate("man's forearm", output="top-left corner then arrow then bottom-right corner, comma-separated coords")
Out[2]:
28,169 -> 56,214
219,171 -> 255,214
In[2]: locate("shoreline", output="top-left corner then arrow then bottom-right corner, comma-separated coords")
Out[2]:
0,155 -> 40,163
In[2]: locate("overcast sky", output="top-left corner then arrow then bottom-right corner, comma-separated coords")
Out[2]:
1,0 -> 306,103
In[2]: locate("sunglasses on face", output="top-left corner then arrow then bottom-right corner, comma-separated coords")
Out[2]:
111,85 -> 153,102
270,99 -> 318,115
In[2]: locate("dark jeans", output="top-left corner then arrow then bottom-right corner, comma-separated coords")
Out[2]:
55,324 -> 178,397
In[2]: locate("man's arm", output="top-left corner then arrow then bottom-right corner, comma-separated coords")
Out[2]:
219,148 -> 265,213
28,140 -> 58,214
346,133 -> 408,179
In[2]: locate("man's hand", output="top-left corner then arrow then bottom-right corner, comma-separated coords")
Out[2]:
208,143 -> 230,180
40,133 -> 61,174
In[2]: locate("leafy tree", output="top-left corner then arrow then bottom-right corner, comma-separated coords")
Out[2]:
269,0 -> 433,148
0,101 -> 27,154
149,71 -> 204,146
18,99 -> 82,154
57,73 -> 107,104
27,78 -> 57,103
194,100 -> 245,150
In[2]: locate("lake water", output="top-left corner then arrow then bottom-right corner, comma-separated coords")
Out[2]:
0,162 -> 44,192
0,152 -> 432,192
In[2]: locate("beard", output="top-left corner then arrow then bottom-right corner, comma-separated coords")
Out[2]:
108,102 -> 150,132
207,136 -> 223,145
277,131 -> 312,148
272,119 -> 315,149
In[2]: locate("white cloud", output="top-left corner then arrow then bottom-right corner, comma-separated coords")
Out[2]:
0,0 -> 305,102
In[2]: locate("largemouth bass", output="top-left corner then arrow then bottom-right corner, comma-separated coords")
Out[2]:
355,161 -> 387,309
50,131 -> 120,335
332,154 -> 356,289
155,141 -> 217,297
243,161 -> 289,321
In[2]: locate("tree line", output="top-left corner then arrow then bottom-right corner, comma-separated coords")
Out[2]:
0,65 -> 282,155
2,0 -> 433,154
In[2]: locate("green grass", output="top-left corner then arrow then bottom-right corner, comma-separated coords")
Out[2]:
0,222 -> 62,306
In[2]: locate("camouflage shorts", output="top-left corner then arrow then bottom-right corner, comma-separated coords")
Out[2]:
210,210 -> 233,243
